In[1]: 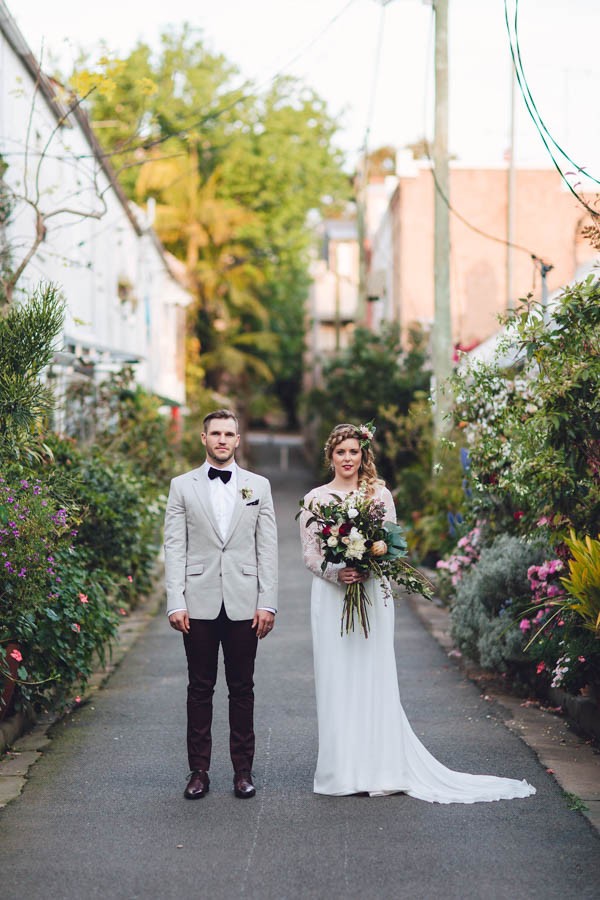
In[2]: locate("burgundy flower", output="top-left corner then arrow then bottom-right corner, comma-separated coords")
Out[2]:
338,523 -> 352,537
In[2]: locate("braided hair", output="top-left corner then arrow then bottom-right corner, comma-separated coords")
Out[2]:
324,423 -> 382,498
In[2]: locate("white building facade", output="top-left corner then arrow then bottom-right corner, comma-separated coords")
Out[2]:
0,1 -> 190,410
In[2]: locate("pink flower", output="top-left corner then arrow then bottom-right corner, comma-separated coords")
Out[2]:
127,575 -> 133,583
578,656 -> 586,663
536,662 -> 546,675
519,619 -> 531,633
536,516 -> 551,526
72,623 -> 81,633
9,648 -> 23,663
557,620 -> 564,627
78,593 -> 89,604
75,696 -> 81,703
118,608 -> 127,616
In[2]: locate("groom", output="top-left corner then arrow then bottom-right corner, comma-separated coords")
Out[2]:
164,409 -> 278,800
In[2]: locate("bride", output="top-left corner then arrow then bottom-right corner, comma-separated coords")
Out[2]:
300,422 -> 536,802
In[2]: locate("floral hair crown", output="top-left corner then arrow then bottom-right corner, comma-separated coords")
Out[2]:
357,421 -> 376,450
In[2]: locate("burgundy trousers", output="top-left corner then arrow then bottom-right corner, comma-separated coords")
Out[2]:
183,603 -> 258,775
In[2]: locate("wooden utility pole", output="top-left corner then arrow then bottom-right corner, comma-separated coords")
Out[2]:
432,0 -> 451,445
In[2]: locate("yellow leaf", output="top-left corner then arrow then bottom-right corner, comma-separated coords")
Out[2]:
136,77 -> 158,97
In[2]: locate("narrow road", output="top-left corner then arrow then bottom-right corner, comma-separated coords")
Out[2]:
1,452 -> 599,899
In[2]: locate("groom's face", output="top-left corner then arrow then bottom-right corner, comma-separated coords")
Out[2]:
202,417 -> 240,466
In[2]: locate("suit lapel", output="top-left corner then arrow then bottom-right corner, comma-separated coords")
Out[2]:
191,465 -> 222,541
224,468 -> 251,544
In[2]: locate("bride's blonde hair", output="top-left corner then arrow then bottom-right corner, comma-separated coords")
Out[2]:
324,423 -> 382,498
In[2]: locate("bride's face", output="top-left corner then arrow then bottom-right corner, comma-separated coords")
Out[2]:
331,438 -> 362,481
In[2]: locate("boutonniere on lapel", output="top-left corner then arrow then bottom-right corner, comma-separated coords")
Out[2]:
241,487 -> 254,501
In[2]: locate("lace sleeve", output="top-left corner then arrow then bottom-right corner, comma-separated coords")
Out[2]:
299,492 -> 342,584
380,486 -> 397,525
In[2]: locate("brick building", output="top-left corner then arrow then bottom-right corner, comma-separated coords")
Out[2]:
368,154 -> 599,347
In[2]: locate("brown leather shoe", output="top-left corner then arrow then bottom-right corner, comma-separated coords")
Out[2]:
233,772 -> 256,799
184,770 -> 210,799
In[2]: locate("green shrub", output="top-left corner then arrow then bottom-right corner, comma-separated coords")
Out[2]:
450,276 -> 600,536
0,471 -> 118,712
450,534 -> 547,670
47,436 -> 164,603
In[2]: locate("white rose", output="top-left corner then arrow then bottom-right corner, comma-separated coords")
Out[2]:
327,536 -> 339,547
345,527 -> 367,560
347,508 -> 359,519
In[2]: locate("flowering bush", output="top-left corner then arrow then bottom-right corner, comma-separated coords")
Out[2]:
436,525 -> 483,589
0,287 -> 170,718
527,559 -> 566,603
449,534 -> 547,671
0,470 -> 118,713
450,276 -> 600,536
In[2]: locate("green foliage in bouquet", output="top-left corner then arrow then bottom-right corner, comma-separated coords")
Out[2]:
298,488 -> 432,639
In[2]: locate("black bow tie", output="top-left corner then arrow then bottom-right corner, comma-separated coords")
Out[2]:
208,466 -> 232,484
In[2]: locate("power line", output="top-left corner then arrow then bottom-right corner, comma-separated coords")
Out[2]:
504,0 -> 600,218
72,0 -> 360,166
417,6 -> 544,264
510,0 -> 600,187
254,0 -> 359,92
362,0 -> 388,156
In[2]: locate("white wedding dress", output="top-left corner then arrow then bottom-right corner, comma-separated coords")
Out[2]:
301,484 -> 536,802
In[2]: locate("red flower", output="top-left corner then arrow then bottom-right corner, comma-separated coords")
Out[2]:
322,525 -> 332,537
513,511 -> 525,521
338,523 -> 352,537
536,661 -> 546,675
9,648 -> 23,663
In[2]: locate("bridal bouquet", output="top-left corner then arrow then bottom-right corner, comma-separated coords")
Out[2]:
297,487 -> 433,638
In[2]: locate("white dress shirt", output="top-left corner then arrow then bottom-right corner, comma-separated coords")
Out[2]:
167,461 -> 275,617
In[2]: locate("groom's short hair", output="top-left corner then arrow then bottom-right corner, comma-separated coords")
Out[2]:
203,408 -> 239,433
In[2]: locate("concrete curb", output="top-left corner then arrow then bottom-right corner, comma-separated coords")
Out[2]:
0,569 -> 164,808
407,592 -> 600,834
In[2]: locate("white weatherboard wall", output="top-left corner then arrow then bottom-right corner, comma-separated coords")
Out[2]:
0,1 -> 190,406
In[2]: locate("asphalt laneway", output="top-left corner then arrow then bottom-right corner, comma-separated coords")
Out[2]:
1,454 -> 599,900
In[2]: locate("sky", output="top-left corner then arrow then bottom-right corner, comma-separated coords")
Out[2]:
8,0 -> 600,174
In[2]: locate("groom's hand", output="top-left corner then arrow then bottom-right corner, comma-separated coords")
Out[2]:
252,609 -> 275,640
169,610 -> 190,634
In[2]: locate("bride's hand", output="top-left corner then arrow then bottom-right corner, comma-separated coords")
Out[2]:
339,567 -> 368,584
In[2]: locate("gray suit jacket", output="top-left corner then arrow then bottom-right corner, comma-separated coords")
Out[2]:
163,463 -> 278,620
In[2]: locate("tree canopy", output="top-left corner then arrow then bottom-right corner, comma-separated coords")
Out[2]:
78,27 -> 350,426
